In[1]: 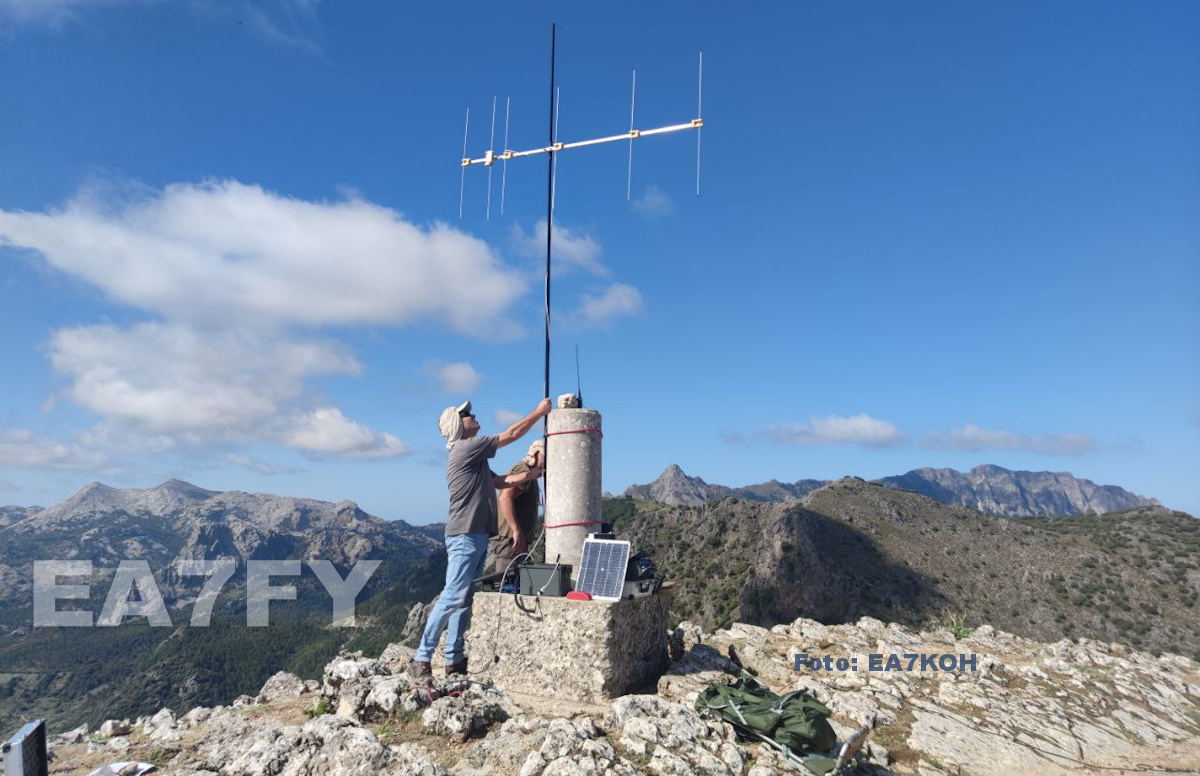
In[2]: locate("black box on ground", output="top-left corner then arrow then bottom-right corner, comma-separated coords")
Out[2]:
519,564 -> 572,597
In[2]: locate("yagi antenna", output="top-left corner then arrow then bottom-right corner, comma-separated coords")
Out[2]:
458,50 -> 705,213
455,25 -> 707,422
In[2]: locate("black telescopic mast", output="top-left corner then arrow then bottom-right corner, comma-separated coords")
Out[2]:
544,23 -> 556,407
541,23 -> 556,508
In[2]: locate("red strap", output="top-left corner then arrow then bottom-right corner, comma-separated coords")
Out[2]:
545,427 -> 603,438
544,520 -> 602,529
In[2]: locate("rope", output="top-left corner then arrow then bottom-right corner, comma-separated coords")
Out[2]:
545,520 -> 602,529
545,427 -> 602,438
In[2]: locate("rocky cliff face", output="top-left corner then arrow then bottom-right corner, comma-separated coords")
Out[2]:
877,464 -> 1159,516
44,615 -> 1200,775
621,464 -> 1159,517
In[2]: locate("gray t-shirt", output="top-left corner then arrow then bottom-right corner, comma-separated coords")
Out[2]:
445,434 -> 500,536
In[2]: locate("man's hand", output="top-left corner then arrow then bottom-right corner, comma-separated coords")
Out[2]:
512,532 -> 527,556
497,397 -> 554,448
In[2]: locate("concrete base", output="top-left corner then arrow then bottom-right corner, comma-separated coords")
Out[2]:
465,589 -> 670,705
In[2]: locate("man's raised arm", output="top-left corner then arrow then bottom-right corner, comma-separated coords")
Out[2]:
497,398 -> 552,448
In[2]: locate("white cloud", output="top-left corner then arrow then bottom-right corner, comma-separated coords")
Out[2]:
226,453 -> 301,475
922,424 -> 1096,456
44,321 -> 406,460
0,179 -> 533,463
49,322 -> 357,438
242,2 -> 321,54
495,408 -> 522,427
282,407 -> 408,460
421,361 -> 483,394
0,428 -> 109,470
764,414 -> 905,447
0,179 -> 527,338
1,1 -> 323,52
0,0 -> 148,27
510,219 -> 607,277
631,185 -> 674,218
566,283 -> 644,330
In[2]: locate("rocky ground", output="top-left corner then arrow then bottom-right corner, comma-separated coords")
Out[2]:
44,616 -> 1200,775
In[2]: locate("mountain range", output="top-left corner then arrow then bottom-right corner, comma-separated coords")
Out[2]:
1,471 -> 1190,736
622,463 -> 1159,516
0,479 -> 447,733
607,477 -> 1199,659
0,478 -> 441,619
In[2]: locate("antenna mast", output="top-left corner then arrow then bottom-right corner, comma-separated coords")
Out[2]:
544,23 -> 556,412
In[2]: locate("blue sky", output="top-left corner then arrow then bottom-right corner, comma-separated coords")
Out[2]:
0,0 -> 1197,522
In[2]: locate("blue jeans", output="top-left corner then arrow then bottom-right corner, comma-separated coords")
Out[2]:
415,532 -> 489,664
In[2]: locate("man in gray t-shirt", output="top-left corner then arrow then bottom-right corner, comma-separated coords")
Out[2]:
410,396 -> 552,681
445,433 -> 501,536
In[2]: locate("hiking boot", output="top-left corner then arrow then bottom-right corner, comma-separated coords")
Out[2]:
408,659 -> 432,682
445,658 -> 468,676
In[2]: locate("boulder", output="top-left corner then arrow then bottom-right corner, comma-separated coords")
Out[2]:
421,682 -> 519,742
98,719 -> 131,737
257,670 -> 310,703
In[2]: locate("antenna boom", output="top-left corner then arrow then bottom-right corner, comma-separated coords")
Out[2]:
461,119 -> 702,167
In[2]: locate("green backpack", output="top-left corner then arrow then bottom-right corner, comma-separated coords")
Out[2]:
696,676 -> 838,756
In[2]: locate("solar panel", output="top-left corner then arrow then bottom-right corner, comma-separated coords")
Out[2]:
575,538 -> 631,602
2,719 -> 47,776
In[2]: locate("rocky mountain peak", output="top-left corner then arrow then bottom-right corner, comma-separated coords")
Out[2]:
46,481 -> 123,516
622,464 -> 732,506
154,478 -> 216,498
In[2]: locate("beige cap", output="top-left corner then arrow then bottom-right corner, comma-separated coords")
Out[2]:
524,439 -> 545,466
437,400 -> 472,449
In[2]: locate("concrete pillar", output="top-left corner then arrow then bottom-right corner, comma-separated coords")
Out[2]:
544,407 -> 602,582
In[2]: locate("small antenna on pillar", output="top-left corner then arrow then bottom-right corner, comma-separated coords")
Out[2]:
575,345 -> 583,407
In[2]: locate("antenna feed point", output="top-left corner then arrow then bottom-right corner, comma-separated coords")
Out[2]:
691,118 -> 704,128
